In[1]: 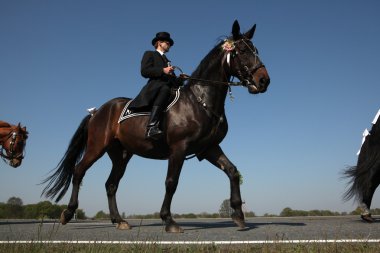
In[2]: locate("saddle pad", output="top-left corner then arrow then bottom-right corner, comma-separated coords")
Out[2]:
118,88 -> 181,124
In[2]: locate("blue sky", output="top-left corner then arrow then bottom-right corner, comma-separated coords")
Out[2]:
1,0 -> 379,217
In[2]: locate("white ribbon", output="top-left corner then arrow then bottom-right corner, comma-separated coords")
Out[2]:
356,109 -> 380,155
87,107 -> 97,116
226,53 -> 231,66
357,128 -> 370,155
372,109 -> 380,124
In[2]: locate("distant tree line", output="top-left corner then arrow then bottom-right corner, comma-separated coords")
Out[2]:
264,207 -> 380,217
0,197 -> 86,220
1,197 -> 379,220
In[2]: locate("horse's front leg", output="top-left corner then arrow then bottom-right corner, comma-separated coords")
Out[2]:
203,145 -> 246,229
160,144 -> 186,233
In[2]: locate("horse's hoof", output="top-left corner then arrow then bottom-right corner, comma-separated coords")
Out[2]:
116,222 -> 131,230
60,209 -> 72,225
165,224 -> 184,233
361,214 -> 374,223
232,214 -> 246,229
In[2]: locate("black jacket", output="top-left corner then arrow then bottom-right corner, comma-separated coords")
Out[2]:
129,51 -> 174,110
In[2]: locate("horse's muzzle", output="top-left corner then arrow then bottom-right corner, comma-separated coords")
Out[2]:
10,159 -> 22,168
246,65 -> 270,94
247,76 -> 270,94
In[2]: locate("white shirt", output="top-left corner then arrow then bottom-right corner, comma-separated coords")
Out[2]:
156,49 -> 165,56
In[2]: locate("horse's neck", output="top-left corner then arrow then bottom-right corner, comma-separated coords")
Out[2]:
0,121 -> 11,128
0,124 -> 12,141
190,84 -> 228,111
188,64 -> 230,113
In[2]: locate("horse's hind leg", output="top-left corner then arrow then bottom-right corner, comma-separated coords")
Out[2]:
360,169 -> 380,222
203,145 -> 246,229
360,194 -> 375,222
106,141 -> 133,230
61,148 -> 105,225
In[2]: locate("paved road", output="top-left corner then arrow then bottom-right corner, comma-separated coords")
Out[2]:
0,216 -> 379,242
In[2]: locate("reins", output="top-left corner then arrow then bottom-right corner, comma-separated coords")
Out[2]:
173,66 -> 243,102
173,65 -> 245,87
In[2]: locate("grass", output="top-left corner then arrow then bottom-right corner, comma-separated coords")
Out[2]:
1,218 -> 380,252
1,241 -> 380,253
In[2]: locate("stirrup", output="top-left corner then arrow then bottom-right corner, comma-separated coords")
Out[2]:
146,126 -> 163,140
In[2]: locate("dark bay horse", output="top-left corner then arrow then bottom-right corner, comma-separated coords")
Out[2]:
0,121 -> 28,168
344,109 -> 380,222
42,20 -> 270,232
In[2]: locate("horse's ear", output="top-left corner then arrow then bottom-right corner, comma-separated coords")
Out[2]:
22,127 -> 28,136
244,24 -> 256,40
232,20 -> 241,40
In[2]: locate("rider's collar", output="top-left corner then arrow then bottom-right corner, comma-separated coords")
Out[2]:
156,49 -> 165,56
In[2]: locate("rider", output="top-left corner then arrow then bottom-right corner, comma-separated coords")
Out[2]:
128,32 -> 176,140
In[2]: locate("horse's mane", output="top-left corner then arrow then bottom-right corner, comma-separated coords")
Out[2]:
187,38 -> 227,85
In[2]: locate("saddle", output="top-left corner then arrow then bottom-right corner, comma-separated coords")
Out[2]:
118,88 -> 181,124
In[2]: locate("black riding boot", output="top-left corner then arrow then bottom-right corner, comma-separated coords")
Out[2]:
146,106 -> 163,140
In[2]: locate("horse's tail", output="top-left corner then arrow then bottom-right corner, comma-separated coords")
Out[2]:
343,138 -> 380,203
41,115 -> 91,202
342,165 -> 364,202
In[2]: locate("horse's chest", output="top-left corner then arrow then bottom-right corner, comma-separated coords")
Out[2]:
197,117 -> 228,144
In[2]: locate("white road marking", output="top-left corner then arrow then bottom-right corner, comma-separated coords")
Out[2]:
1,239 -> 380,244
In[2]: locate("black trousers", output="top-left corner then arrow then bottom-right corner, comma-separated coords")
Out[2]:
153,83 -> 171,108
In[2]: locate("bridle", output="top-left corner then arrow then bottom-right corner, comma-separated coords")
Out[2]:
0,128 -> 26,164
174,37 -> 265,89
228,38 -> 266,87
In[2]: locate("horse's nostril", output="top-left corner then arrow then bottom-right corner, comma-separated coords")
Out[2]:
260,77 -> 270,86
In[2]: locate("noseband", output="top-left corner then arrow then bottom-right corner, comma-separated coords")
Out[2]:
228,39 -> 265,87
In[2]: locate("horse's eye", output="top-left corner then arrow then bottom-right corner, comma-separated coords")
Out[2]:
238,46 -> 247,53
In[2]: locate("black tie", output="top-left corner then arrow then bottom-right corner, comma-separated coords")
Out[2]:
162,54 -> 170,66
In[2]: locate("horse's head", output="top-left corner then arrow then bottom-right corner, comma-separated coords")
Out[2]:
224,20 -> 270,94
0,123 -> 28,168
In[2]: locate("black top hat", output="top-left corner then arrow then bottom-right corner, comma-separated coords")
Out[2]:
151,32 -> 174,46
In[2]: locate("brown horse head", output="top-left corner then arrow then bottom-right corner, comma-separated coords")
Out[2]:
0,123 -> 28,168
227,20 -> 270,94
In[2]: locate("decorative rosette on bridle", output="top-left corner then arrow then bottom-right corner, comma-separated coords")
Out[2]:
221,39 -> 235,52
221,39 -> 235,68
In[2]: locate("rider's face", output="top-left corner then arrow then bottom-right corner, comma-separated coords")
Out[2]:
158,41 -> 171,53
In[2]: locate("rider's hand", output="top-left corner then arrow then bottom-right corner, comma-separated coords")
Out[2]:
163,66 -> 175,75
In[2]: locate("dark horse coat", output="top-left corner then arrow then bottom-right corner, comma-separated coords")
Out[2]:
41,20 -> 271,233
128,50 -> 175,111
344,109 -> 380,222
